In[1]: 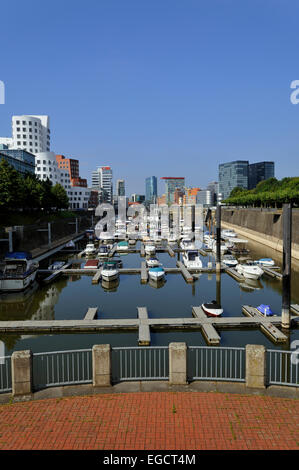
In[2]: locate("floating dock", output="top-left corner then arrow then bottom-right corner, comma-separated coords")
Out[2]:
137,307 -> 151,345
192,306 -> 220,345
140,262 -> 148,284
166,245 -> 175,257
225,267 -> 244,282
42,263 -> 71,284
291,304 -> 299,316
84,307 -> 98,320
140,243 -> 145,257
242,305 -> 288,343
176,261 -> 194,283
92,269 -> 102,284
263,267 -> 283,279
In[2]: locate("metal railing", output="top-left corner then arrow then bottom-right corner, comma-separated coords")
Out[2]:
112,346 -> 169,383
267,350 -> 299,387
0,356 -> 12,393
32,349 -> 92,390
188,346 -> 245,382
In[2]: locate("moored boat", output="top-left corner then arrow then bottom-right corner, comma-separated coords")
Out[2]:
202,301 -> 223,317
148,266 -> 165,281
101,261 -> 119,281
0,252 -> 39,292
255,258 -> 275,267
182,250 -> 202,269
256,304 -> 274,316
85,243 -> 97,255
117,241 -> 129,252
236,261 -> 264,280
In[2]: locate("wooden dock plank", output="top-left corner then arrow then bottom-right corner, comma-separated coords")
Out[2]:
42,263 -> 71,284
166,245 -> 175,257
84,307 -> 98,320
92,269 -> 102,284
263,267 -> 283,279
192,306 -> 220,344
137,307 -> 150,345
291,304 -> 299,316
176,261 -> 194,283
225,267 -> 244,282
140,243 -> 145,257
140,262 -> 148,284
242,305 -> 287,343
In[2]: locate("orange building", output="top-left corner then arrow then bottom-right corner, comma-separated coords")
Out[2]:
183,187 -> 201,205
56,154 -> 87,188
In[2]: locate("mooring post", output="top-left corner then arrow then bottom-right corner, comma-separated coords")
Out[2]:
75,218 -> 78,234
8,229 -> 13,252
216,204 -> 221,272
282,203 -> 292,329
216,271 -> 221,305
48,223 -> 51,247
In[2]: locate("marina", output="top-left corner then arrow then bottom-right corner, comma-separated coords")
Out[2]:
0,207 -> 299,365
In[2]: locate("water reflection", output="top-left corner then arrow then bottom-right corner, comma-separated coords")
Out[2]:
101,279 -> 120,292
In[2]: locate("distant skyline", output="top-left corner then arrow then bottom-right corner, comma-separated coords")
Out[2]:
0,0 -> 298,195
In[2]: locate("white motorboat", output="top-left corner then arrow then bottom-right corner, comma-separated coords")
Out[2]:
202,301 -> 223,317
221,229 -> 237,238
117,241 -> 129,252
65,240 -> 75,248
148,266 -> 165,281
180,238 -> 195,250
0,252 -> 39,292
146,257 -> 161,268
236,261 -> 264,280
48,261 -> 66,270
98,245 -> 109,257
222,255 -> 238,267
145,243 -> 156,255
101,261 -> 119,281
85,243 -> 97,255
182,250 -> 203,269
254,258 -> 275,267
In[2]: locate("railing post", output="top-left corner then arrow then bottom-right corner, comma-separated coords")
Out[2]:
92,344 -> 111,387
11,350 -> 33,398
245,344 -> 266,389
169,342 -> 187,385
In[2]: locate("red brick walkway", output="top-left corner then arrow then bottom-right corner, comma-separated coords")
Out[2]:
0,392 -> 298,450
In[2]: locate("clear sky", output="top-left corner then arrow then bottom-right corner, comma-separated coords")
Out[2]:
0,0 -> 299,195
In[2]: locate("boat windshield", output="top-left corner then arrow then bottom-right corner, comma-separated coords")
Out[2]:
187,251 -> 198,260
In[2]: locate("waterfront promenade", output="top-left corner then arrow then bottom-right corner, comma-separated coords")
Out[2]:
0,391 -> 298,450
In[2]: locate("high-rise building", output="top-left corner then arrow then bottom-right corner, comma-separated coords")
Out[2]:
145,176 -> 157,203
91,166 -> 113,202
206,181 -> 220,205
183,187 -> 201,205
116,179 -> 125,196
56,155 -> 87,187
248,162 -> 275,189
161,177 -> 185,204
219,161 -> 249,200
0,115 -> 51,155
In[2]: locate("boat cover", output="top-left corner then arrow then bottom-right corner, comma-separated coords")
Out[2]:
5,251 -> 32,260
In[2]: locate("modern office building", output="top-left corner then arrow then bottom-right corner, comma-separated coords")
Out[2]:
206,181 -> 220,205
183,187 -> 201,205
130,194 -> 145,203
248,161 -> 275,189
56,155 -> 87,187
161,177 -> 185,204
0,148 -> 35,175
196,189 -> 213,207
145,176 -> 157,203
91,166 -> 113,202
116,179 -> 125,196
219,161 -> 249,200
0,115 -> 50,155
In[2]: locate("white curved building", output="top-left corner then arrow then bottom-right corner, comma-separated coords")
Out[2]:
35,151 -> 90,209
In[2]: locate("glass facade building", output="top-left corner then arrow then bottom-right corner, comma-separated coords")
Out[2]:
0,149 -> 35,175
248,162 -> 275,189
219,161 -> 249,200
145,176 -> 157,203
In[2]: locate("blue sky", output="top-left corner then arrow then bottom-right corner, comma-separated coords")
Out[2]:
0,0 -> 299,195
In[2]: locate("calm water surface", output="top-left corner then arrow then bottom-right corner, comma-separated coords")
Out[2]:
0,237 -> 298,355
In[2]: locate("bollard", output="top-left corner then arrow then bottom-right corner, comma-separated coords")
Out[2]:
245,344 -> 266,389
11,350 -> 33,397
169,342 -> 187,385
92,344 -> 111,387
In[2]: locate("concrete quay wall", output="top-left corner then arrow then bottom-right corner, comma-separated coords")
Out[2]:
221,208 -> 299,260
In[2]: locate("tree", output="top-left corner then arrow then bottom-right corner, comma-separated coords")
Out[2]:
51,184 -> 69,210
0,158 -> 23,210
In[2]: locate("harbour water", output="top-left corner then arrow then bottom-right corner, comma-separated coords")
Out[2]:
0,237 -> 298,357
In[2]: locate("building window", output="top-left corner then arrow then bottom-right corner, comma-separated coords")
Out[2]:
16,120 -> 20,124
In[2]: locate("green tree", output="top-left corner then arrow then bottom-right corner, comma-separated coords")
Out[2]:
51,184 -> 69,209
0,158 -> 23,210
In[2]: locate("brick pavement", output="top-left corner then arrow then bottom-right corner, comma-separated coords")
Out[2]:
0,391 -> 298,450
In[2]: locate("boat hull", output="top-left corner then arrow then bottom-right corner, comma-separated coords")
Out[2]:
0,269 -> 38,292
